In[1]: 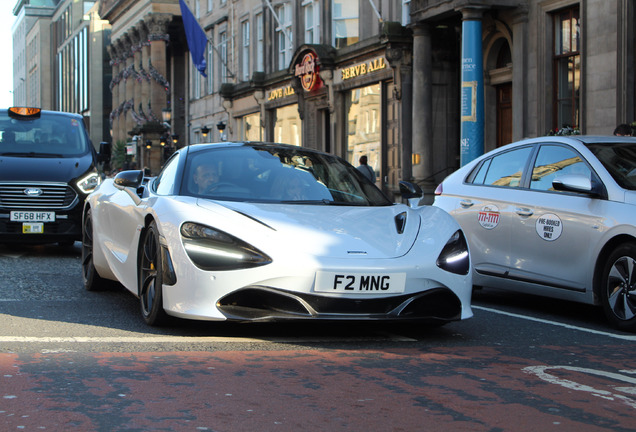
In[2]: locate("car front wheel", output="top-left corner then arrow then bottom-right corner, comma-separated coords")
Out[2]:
139,221 -> 169,326
600,243 -> 636,332
82,208 -> 108,291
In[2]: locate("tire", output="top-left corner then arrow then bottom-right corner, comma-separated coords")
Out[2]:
139,221 -> 169,326
81,208 -> 109,291
600,243 -> 636,332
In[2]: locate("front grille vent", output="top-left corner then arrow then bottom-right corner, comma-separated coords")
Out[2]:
0,182 -> 78,210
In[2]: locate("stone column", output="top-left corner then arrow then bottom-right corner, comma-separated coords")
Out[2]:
411,24 -> 434,195
138,22 -> 151,123
116,41 -> 128,144
130,27 -> 143,123
146,14 -> 172,122
107,45 -> 119,145
511,6 -> 528,142
123,34 -> 136,138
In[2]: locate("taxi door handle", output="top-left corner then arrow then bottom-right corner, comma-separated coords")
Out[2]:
515,207 -> 534,217
459,200 -> 474,208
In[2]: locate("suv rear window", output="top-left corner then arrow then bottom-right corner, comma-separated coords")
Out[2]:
0,110 -> 89,157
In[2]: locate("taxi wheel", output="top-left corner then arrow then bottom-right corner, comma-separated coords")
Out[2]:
139,221 -> 169,326
600,243 -> 636,332
81,208 -> 108,291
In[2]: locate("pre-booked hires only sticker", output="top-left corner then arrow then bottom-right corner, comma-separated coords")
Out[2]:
536,213 -> 563,241
478,205 -> 500,229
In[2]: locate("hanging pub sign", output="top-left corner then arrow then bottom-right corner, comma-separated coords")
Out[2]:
294,51 -> 321,92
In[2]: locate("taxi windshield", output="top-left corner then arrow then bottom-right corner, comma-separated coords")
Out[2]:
0,111 -> 89,157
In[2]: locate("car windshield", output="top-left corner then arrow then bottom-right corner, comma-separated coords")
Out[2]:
0,110 -> 89,157
182,144 -> 392,206
587,142 -> 636,190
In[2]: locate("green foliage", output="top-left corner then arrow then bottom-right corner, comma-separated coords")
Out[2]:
111,140 -> 128,171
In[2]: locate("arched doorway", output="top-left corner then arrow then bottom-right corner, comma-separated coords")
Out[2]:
486,36 -> 513,149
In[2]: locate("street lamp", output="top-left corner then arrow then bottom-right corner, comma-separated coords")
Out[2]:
162,108 -> 172,124
217,121 -> 226,141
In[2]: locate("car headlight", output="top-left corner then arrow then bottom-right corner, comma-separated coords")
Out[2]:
77,170 -> 102,194
436,230 -> 470,275
181,222 -> 272,270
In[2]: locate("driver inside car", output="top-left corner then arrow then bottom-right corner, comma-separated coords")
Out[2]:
192,163 -> 219,194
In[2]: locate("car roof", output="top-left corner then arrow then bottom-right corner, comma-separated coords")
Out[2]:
0,108 -> 84,119
510,135 -> 636,146
185,141 -> 334,156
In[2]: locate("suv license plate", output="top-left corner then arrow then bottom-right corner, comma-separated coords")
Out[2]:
10,211 -> 55,222
22,222 -> 44,234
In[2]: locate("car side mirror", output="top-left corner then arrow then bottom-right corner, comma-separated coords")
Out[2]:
399,181 -> 423,208
399,181 -> 423,199
553,174 -> 603,197
114,170 -> 144,189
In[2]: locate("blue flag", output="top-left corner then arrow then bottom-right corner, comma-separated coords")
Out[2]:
179,0 -> 207,77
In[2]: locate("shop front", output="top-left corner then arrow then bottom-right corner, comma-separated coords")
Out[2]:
221,28 -> 413,200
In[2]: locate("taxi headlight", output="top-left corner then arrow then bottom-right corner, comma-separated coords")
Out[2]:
181,222 -> 272,270
436,230 -> 470,275
77,171 -> 102,194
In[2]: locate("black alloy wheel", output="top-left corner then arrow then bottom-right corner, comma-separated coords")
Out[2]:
81,208 -> 108,291
600,243 -> 636,332
139,221 -> 169,326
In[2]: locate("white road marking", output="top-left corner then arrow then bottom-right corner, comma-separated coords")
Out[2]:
0,333 -> 416,344
474,305 -> 636,341
523,365 -> 636,409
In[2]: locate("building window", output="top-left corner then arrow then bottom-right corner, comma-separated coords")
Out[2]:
220,30 -> 228,83
207,35 -> 214,93
303,0 -> 320,44
274,105 -> 302,146
332,0 -> 358,49
241,20 -> 250,82
345,83 -> 381,174
402,0 -> 411,26
208,0 -> 213,12
193,61 -> 201,99
256,12 -> 264,71
552,6 -> 580,130
276,3 -> 293,70
240,112 -> 262,141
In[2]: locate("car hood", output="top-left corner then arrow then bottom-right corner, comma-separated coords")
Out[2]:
197,200 -> 422,259
0,155 -> 92,183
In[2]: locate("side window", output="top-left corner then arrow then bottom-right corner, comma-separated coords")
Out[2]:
530,145 -> 591,192
154,154 -> 180,195
479,147 -> 532,187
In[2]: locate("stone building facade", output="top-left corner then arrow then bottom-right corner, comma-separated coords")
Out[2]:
13,0 -> 112,149
96,0 -> 635,199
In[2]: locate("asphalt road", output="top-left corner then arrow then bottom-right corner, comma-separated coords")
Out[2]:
0,242 -> 634,431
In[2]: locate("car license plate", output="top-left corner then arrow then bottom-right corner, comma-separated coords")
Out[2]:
314,271 -> 406,294
22,222 -> 44,234
10,211 -> 55,222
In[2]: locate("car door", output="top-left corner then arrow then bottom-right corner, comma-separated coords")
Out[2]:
448,146 -> 534,279
508,143 -> 606,291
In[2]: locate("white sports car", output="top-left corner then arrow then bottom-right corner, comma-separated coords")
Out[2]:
82,142 -> 473,326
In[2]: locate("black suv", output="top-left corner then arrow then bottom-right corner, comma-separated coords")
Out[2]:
0,107 -> 110,245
